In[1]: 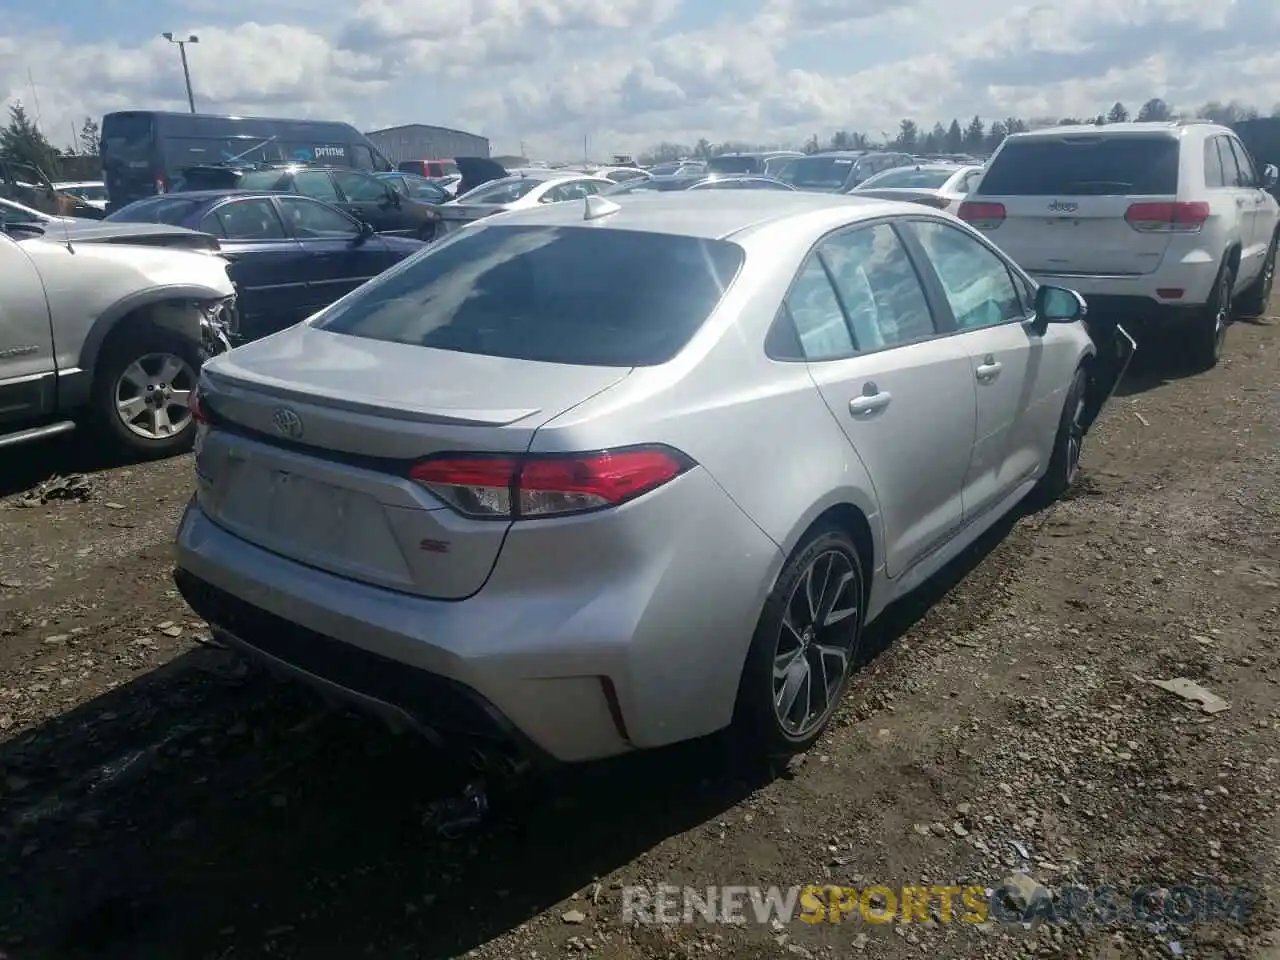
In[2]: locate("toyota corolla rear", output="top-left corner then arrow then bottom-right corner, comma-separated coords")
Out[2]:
173,217 -> 782,765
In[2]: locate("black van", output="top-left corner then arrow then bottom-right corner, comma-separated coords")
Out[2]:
101,110 -> 393,212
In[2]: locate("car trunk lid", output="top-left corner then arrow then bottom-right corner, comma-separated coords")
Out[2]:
195,324 -> 631,599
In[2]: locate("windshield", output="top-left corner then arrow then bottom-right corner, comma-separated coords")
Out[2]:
978,137 -> 1180,196
779,157 -> 859,190
315,225 -> 744,367
857,167 -> 956,190
456,177 -> 541,204
706,156 -> 760,174
106,196 -> 207,225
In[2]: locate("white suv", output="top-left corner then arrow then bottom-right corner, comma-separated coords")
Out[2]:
959,121 -> 1279,368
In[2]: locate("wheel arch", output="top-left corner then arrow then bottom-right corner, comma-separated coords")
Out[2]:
779,494 -> 880,615
79,284 -> 227,377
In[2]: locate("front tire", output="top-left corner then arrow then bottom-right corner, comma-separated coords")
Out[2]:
734,526 -> 865,759
90,323 -> 201,461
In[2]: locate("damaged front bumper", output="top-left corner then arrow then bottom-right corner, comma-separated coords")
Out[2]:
1080,315 -> 1137,433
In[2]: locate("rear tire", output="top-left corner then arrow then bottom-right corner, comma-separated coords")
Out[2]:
1029,366 -> 1087,508
733,525 -> 865,761
1238,231 -> 1277,318
90,322 -> 201,461
1185,260 -> 1233,371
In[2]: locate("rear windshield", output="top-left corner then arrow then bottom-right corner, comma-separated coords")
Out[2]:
858,167 -> 955,189
237,171 -> 291,190
604,177 -> 697,194
314,225 -> 745,366
979,136 -> 1180,196
101,114 -> 153,159
457,178 -> 540,204
780,157 -> 858,189
107,196 -> 207,224
706,156 -> 760,174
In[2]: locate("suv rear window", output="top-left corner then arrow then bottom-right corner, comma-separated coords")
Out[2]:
314,225 -> 745,366
706,156 -> 760,174
978,136 -> 1180,196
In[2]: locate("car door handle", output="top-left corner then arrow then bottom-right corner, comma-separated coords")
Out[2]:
849,391 -> 892,416
975,359 -> 1003,381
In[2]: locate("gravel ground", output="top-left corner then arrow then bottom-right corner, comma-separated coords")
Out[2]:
1,301 -> 1277,960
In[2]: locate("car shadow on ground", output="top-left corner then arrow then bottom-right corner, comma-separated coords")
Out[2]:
1113,316 -> 1271,399
0,431 -> 151,500
0,510 -> 1021,960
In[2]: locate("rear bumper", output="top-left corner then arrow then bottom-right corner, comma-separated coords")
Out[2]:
1029,258 -> 1219,311
173,468 -> 782,763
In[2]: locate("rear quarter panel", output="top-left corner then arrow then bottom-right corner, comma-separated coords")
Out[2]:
530,218 -> 886,571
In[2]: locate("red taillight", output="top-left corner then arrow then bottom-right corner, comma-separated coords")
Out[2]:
1124,201 -> 1209,233
408,446 -> 694,520
957,200 -> 1005,229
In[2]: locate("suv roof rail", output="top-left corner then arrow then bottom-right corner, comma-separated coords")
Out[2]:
1174,118 -> 1216,126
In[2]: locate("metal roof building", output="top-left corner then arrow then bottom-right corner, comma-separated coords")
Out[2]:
364,124 -> 491,163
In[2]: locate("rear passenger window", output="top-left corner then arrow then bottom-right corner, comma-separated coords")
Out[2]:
1226,139 -> 1258,187
1204,138 -> 1227,188
820,224 -> 936,349
786,255 -> 857,360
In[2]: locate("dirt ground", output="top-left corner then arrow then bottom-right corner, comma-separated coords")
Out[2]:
1,300 -> 1277,960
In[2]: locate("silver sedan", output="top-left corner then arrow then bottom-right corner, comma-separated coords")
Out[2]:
174,192 -> 1134,768
851,163 -> 985,212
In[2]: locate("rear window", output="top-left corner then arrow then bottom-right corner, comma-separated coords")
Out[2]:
979,136 -> 1180,196
314,225 -> 745,366
107,196 -> 207,225
706,156 -> 760,174
604,177 -> 697,194
237,171 -> 291,191
457,178 -> 541,204
101,114 -> 153,159
858,167 -> 955,189
781,157 -> 858,189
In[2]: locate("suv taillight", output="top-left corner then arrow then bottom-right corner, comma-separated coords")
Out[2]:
957,200 -> 1005,229
1124,201 -> 1210,233
409,446 -> 694,520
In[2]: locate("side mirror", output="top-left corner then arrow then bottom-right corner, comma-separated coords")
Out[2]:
1264,164 -> 1278,190
1032,285 -> 1087,332
353,220 -> 375,243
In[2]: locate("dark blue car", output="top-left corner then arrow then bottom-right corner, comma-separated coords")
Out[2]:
107,191 -> 425,340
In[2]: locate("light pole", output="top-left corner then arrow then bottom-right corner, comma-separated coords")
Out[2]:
162,32 -> 199,113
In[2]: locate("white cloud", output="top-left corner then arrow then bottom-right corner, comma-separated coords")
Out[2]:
2,0 -> 1280,161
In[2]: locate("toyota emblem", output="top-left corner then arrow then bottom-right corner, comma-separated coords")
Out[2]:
271,407 -> 304,440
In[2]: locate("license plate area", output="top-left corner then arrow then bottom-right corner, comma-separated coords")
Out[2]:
211,459 -> 412,584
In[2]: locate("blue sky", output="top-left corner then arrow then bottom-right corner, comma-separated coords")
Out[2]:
3,0 -> 1279,158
